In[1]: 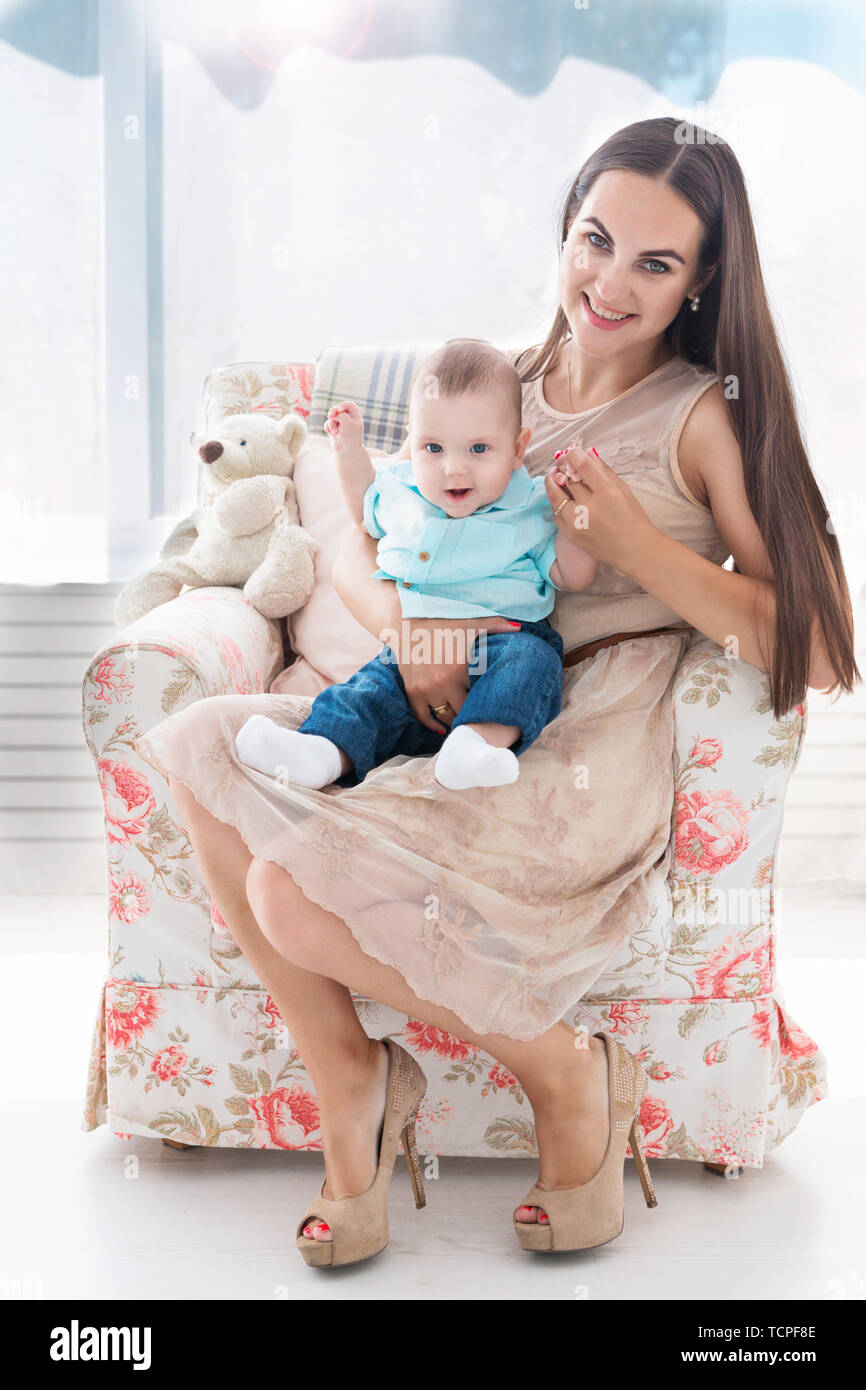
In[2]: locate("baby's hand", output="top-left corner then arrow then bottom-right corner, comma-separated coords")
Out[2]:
553,443 -> 599,487
324,401 -> 364,452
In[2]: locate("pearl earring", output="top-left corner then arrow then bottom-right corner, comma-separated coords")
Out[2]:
690,295 -> 701,312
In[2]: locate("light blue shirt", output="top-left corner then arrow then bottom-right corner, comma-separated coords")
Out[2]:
362,459 -> 561,620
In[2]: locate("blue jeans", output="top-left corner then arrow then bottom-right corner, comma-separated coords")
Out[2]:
299,618 -> 564,787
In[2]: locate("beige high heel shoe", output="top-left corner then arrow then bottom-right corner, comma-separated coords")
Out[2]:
296,1037 -> 427,1268
513,1031 -> 657,1252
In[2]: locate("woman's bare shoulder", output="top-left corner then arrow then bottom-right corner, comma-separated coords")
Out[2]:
679,383 -> 775,582
676,381 -> 732,508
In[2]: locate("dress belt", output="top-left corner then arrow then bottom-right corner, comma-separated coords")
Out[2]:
562,624 -> 693,668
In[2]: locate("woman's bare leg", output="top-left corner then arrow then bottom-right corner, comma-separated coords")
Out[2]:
168,777 -> 394,1231
170,777 -> 610,1238
244,858 -> 611,1235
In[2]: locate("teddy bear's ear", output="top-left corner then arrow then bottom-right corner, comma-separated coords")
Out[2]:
279,411 -> 308,454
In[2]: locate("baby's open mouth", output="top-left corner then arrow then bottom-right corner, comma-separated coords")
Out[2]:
445,487 -> 472,500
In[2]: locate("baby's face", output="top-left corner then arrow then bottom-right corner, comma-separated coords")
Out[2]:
407,386 -> 530,517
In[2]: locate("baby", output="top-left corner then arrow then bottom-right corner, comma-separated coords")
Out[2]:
235,338 -> 598,791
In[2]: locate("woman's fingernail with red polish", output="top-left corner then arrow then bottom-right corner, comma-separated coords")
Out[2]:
589,446 -> 600,458
508,620 -> 521,628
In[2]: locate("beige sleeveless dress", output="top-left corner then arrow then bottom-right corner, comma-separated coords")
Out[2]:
133,352 -> 731,1043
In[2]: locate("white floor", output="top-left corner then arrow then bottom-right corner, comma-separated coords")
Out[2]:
1,886 -> 864,1302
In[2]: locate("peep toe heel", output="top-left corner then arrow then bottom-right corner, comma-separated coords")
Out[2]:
296,1037 -> 427,1268
513,1031 -> 657,1253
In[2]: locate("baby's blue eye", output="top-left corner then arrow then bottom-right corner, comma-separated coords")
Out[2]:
470,443 -> 488,453
425,443 -> 443,453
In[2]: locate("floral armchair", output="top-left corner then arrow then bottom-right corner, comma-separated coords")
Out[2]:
81,346 -> 827,1172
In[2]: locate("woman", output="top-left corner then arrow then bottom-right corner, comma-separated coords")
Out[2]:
134,116 -> 858,1265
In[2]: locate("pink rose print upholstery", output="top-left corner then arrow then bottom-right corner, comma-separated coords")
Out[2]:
80,352 -> 826,1171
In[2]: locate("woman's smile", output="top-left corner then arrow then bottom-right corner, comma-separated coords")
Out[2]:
581,289 -> 637,330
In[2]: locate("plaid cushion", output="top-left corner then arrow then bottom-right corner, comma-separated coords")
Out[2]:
309,341 -> 442,455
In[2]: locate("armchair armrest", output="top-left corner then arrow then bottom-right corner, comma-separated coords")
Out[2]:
668,635 -> 807,974
81,587 -> 286,981
84,587 -> 285,711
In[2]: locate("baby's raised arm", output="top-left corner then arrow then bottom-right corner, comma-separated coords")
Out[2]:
325,401 -> 375,527
550,528 -> 598,591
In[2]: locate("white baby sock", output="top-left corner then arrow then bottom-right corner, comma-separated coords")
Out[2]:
235,715 -> 343,789
434,724 -> 520,790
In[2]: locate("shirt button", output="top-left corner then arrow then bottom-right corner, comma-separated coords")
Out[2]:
418,551 -> 430,561
402,581 -> 412,588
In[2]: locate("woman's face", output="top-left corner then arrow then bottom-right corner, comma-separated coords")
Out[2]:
559,168 -> 707,357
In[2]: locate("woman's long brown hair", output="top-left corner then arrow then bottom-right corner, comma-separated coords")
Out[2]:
515,116 -> 860,719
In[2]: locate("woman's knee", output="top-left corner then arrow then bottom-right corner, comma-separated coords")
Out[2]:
245,856 -> 317,960
167,774 -> 197,810
245,855 -> 284,922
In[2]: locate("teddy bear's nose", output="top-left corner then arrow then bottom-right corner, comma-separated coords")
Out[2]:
199,441 -> 224,464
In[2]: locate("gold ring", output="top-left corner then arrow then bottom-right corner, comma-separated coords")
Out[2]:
432,703 -> 452,716
554,497 -> 571,518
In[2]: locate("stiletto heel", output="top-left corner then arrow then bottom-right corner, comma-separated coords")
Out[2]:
629,1116 -> 657,1208
513,1031 -> 658,1252
401,1112 -> 426,1209
626,1058 -> 657,1209
296,1037 -> 427,1268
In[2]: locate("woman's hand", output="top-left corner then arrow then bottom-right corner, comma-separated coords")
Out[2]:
387,616 -> 521,733
545,445 -> 658,570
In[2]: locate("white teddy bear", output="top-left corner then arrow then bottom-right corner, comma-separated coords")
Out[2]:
114,411 -> 319,628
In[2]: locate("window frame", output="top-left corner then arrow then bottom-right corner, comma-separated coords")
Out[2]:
99,0 -> 179,579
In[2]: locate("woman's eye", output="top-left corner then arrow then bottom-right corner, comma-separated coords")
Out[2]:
470,443 -> 488,454
586,231 -> 667,275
